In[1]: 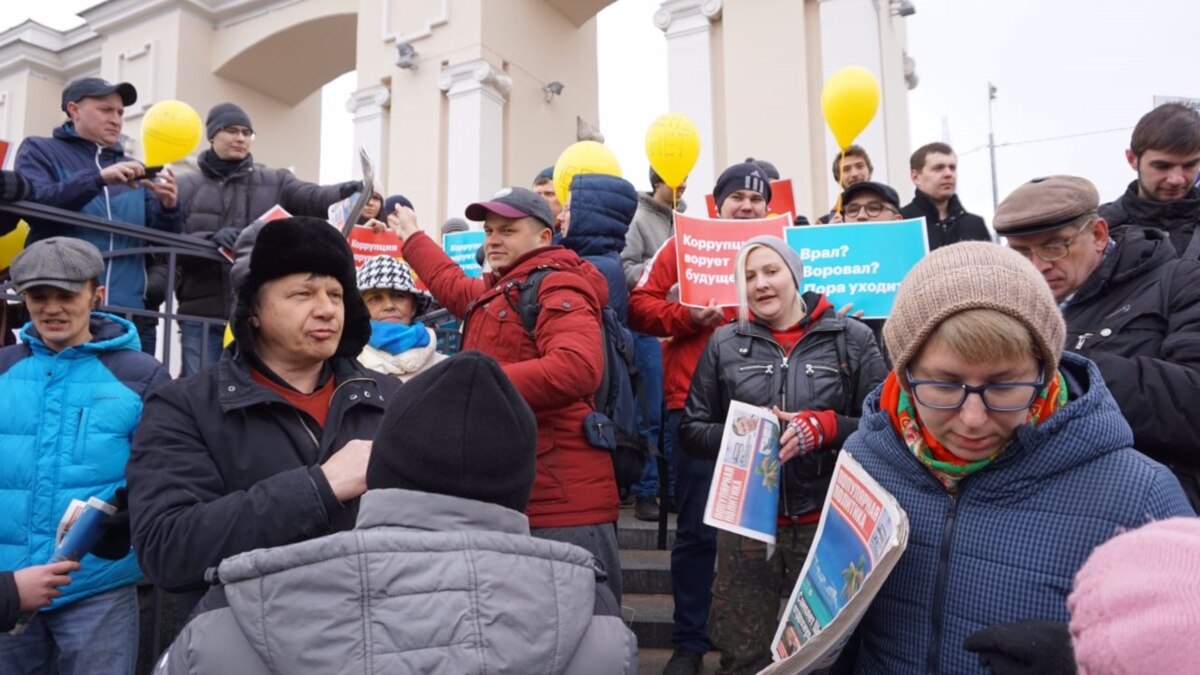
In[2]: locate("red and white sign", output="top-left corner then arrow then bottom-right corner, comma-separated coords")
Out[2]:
674,213 -> 790,307
347,226 -> 402,267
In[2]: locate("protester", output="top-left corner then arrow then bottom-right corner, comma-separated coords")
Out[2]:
356,190 -> 384,225
820,145 -> 874,223
127,217 -> 398,615
628,161 -> 770,674
388,186 -> 623,602
834,242 -> 1193,674
620,167 -> 686,520
1099,103 -> 1200,258
680,236 -> 886,673
533,165 -> 564,223
14,77 -> 183,354
561,173 -> 637,324
173,102 -> 360,375
900,142 -> 991,249
355,254 -> 445,381
0,237 -> 169,674
996,175 -> 1200,511
1068,517 -> 1200,675
0,561 -> 80,634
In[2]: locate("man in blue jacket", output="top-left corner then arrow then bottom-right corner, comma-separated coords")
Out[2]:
0,237 -> 169,675
15,77 -> 184,354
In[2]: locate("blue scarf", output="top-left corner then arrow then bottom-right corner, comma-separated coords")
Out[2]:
368,320 -> 430,355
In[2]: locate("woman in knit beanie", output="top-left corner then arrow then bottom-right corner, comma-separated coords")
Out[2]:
679,235 -> 887,673
835,241 -> 1192,674
355,255 -> 445,381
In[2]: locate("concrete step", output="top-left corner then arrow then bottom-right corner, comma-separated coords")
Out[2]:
620,548 -> 672,596
622,593 -> 675,651
618,504 -> 675,551
638,648 -> 722,675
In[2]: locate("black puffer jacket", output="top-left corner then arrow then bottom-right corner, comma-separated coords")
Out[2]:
174,153 -> 350,318
127,355 -> 400,593
1063,226 -> 1200,508
1100,181 -> 1200,259
900,190 -> 992,250
680,294 -> 887,515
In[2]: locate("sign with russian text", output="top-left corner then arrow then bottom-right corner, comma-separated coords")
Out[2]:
347,226 -> 401,267
442,230 -> 486,278
784,218 -> 929,320
675,213 -> 790,307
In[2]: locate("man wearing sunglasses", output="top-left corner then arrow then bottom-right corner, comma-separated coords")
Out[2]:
995,175 -> 1200,512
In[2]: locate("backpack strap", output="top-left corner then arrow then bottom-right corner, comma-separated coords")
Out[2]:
506,266 -> 556,339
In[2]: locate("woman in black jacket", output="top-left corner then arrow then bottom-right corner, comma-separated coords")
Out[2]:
680,235 -> 886,673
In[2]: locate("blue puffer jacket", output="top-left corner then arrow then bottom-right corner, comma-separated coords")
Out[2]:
840,352 -> 1193,675
563,174 -> 637,325
0,313 -> 169,609
15,124 -> 184,309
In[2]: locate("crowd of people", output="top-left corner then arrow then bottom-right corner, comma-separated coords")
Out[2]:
0,74 -> 1198,675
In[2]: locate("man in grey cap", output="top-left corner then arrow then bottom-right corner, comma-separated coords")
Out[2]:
14,77 -> 183,355
0,237 -> 168,674
996,175 -> 1200,512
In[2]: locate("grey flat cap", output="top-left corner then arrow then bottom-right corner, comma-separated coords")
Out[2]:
10,237 -> 105,293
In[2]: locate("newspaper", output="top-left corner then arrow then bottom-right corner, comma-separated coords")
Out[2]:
760,451 -> 910,675
703,401 -> 784,544
218,204 -> 292,262
329,147 -> 376,236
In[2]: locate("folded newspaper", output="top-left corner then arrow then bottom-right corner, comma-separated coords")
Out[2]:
702,401 -> 784,544
760,450 -> 909,674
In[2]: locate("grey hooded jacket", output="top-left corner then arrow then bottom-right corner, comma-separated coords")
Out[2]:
621,192 -> 685,290
157,489 -> 637,675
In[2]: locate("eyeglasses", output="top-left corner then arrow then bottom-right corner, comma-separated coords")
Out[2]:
905,369 -> 1044,412
843,201 -> 898,218
1008,220 -> 1094,262
219,126 -> 255,139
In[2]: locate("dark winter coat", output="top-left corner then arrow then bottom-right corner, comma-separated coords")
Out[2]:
0,571 -> 16,633
899,190 -> 992,250
1100,181 -> 1200,259
14,124 -> 184,309
401,232 -> 617,528
1062,226 -> 1200,508
562,173 -> 638,325
680,296 -> 888,515
127,354 -> 399,594
174,153 -> 348,318
839,353 -> 1193,674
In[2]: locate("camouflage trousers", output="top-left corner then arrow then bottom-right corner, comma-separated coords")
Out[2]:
710,523 -> 818,675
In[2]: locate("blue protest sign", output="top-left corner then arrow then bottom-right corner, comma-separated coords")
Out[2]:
784,218 -> 929,319
442,230 -> 486,278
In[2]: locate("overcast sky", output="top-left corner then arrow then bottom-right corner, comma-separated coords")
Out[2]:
5,0 -> 1198,220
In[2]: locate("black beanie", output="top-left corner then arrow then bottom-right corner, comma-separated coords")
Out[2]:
206,102 -> 254,140
367,351 -> 538,512
714,162 -> 772,210
230,217 -> 370,358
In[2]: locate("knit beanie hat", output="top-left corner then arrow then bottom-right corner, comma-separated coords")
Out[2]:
366,351 -> 538,512
206,102 -> 254,140
714,162 -> 772,209
356,255 -> 431,315
230,217 -> 371,358
745,156 -> 781,180
741,235 -> 804,287
883,241 -> 1065,383
384,194 -> 414,216
1069,518 -> 1200,675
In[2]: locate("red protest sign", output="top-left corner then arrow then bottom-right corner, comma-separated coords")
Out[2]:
704,178 -> 797,221
347,226 -> 401,267
675,213 -> 791,307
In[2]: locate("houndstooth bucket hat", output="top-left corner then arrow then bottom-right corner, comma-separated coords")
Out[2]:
356,255 -> 432,315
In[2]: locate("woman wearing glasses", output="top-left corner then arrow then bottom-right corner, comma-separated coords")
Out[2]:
680,236 -> 888,673
837,242 -> 1193,674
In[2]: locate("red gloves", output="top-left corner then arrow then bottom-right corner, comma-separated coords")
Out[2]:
787,409 -> 838,455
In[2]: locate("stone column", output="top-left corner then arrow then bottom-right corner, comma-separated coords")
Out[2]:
437,59 -> 512,224
346,84 -> 391,188
654,0 -> 722,211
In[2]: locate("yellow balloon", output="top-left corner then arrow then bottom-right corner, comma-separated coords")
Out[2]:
142,100 -> 203,166
0,220 -> 29,270
645,113 -> 700,189
821,66 -> 881,150
553,141 -> 622,205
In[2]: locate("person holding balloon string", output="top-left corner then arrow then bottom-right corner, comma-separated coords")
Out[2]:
14,77 -> 184,355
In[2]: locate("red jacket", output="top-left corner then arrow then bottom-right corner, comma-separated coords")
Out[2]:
402,232 -> 616,528
628,236 -> 736,410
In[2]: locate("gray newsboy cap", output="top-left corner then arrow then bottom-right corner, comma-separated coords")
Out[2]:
993,175 -> 1100,237
10,237 -> 105,293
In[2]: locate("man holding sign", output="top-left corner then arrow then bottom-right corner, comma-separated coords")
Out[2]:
628,161 -> 772,673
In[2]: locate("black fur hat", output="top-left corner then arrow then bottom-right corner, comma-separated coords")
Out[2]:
230,216 -> 371,358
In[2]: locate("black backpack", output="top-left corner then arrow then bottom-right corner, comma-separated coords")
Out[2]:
508,267 -> 649,489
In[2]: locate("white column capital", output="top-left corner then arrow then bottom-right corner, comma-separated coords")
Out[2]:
654,0 -> 722,34
436,59 -> 512,103
346,84 -> 391,116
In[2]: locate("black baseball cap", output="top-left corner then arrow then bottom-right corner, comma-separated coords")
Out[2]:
61,77 -> 137,113
465,187 -> 555,229
840,181 -> 901,211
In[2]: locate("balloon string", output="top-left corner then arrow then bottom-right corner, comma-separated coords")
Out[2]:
830,151 -> 849,219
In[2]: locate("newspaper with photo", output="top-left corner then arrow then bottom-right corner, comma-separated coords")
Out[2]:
759,451 -> 909,674
703,401 -> 785,545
